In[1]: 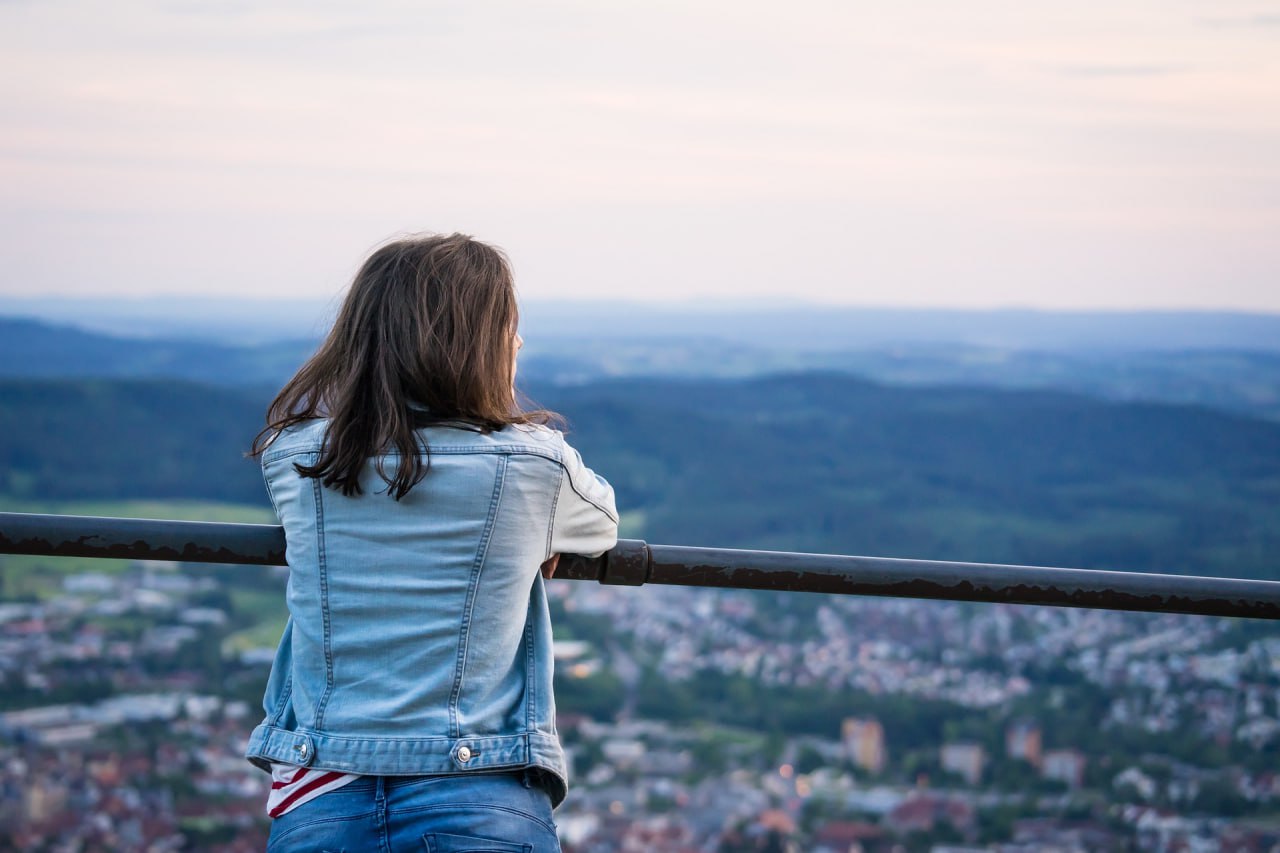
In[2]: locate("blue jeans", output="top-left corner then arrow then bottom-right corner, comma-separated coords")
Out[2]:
266,770 -> 561,853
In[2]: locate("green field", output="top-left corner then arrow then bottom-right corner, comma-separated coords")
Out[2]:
0,497 -> 278,600
0,495 -> 276,522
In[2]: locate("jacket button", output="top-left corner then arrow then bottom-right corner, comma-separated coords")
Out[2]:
457,746 -> 472,763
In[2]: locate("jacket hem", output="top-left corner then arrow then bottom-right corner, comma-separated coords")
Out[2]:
245,724 -> 568,807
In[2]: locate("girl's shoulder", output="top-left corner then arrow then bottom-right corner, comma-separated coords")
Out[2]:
402,420 -> 567,461
507,423 -> 585,458
506,421 -> 562,443
480,422 -> 568,460
259,419 -> 329,461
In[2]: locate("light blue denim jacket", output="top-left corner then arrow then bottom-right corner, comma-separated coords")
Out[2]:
244,419 -> 618,807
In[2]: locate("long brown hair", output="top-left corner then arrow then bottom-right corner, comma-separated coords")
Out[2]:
251,233 -> 554,499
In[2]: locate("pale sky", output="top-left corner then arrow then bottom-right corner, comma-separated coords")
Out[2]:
1,1 -> 1278,309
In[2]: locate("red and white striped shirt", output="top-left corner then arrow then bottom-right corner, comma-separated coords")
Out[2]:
266,762 -> 361,818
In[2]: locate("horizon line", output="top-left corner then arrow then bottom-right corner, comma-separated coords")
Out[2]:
2,295 -> 1280,319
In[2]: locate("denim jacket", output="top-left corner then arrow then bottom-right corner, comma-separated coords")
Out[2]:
244,419 -> 618,807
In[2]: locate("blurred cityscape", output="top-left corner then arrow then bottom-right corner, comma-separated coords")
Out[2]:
3,309 -> 1279,850
2,556 -> 1278,851
5,0 -> 1280,846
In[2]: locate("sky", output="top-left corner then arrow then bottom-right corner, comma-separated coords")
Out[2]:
1,0 -> 1278,310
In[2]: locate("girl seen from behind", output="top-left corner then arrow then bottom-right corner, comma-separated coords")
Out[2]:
246,234 -> 618,852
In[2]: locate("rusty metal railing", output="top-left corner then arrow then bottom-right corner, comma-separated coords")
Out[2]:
2,511 -> 1278,620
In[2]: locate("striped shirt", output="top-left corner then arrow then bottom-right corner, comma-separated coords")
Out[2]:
266,762 -> 361,818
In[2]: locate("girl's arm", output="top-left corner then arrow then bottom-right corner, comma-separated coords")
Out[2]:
548,437 -> 619,564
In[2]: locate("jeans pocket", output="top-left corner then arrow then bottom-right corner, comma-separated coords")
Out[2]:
422,832 -> 532,853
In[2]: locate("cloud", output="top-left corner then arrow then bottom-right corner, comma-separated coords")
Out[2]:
1197,13 -> 1280,29
1,0 -> 1278,309
1050,63 -> 1190,78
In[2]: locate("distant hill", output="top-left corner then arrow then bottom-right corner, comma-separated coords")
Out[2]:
523,339 -> 1280,422
0,297 -> 335,343
542,375 -> 1280,578
520,303 -> 1280,353
6,315 -> 1280,421
0,379 -> 268,505
5,297 -> 1280,351
3,374 -> 1278,581
0,317 -> 313,388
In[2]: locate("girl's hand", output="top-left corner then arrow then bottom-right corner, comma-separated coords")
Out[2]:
540,554 -> 560,579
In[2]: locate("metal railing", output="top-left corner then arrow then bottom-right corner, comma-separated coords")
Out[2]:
2,511 -> 1279,620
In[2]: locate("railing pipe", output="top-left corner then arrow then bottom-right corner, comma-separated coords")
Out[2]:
2,512 -> 1279,620
0,511 -> 287,566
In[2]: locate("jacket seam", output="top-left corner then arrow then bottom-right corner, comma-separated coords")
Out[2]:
311,477 -> 336,730
448,455 -> 508,739
261,463 -> 282,519
267,672 -> 293,726
543,465 -> 563,561
263,443 -> 564,466
252,725 -> 556,744
560,468 -> 619,522
263,442 -> 613,520
525,596 -> 536,731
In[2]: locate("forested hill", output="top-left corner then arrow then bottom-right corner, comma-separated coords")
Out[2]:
541,375 -> 1280,578
3,373 -> 1279,581
0,379 -> 268,504
5,315 -> 1280,421
0,317 -> 311,387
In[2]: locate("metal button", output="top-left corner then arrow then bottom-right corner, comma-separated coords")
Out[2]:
296,742 -> 308,756
457,746 -> 472,763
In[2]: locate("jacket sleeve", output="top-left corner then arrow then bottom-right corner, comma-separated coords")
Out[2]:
550,436 -> 619,559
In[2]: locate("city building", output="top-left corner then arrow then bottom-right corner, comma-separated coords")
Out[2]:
841,717 -> 886,774
940,742 -> 986,785
1041,748 -> 1086,789
1005,720 -> 1042,767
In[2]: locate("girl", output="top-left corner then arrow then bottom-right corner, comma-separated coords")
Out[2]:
247,234 -> 617,852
